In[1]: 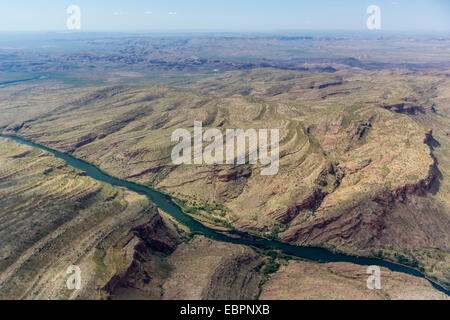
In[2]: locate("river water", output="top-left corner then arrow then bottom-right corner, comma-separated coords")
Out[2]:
1,133 -> 448,296
0,75 -> 48,88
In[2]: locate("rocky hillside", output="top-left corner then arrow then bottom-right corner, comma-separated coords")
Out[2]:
260,260 -> 449,300
0,138 -> 262,299
0,137 -> 448,299
0,68 -> 449,290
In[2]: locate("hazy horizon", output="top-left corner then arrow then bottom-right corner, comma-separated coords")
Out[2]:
0,0 -> 449,33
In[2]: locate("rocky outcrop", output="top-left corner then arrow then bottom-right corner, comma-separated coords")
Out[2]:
103,210 -> 182,297
217,166 -> 252,182
132,212 -> 181,254
424,129 -> 434,145
274,188 -> 326,224
381,103 -> 425,115
317,81 -> 343,89
281,146 -> 440,252
281,200 -> 387,249
274,162 -> 345,224
203,251 -> 264,300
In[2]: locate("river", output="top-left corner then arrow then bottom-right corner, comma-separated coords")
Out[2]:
1,133 -> 448,296
0,75 -> 48,88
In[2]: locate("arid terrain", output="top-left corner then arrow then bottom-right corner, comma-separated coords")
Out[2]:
0,33 -> 449,299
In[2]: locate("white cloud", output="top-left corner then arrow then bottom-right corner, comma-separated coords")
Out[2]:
168,12 -> 177,15
144,11 -> 152,15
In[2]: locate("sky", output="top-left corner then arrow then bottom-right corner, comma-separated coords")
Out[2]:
0,0 -> 449,33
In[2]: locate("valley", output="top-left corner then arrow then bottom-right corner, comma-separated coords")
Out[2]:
0,33 -> 449,299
